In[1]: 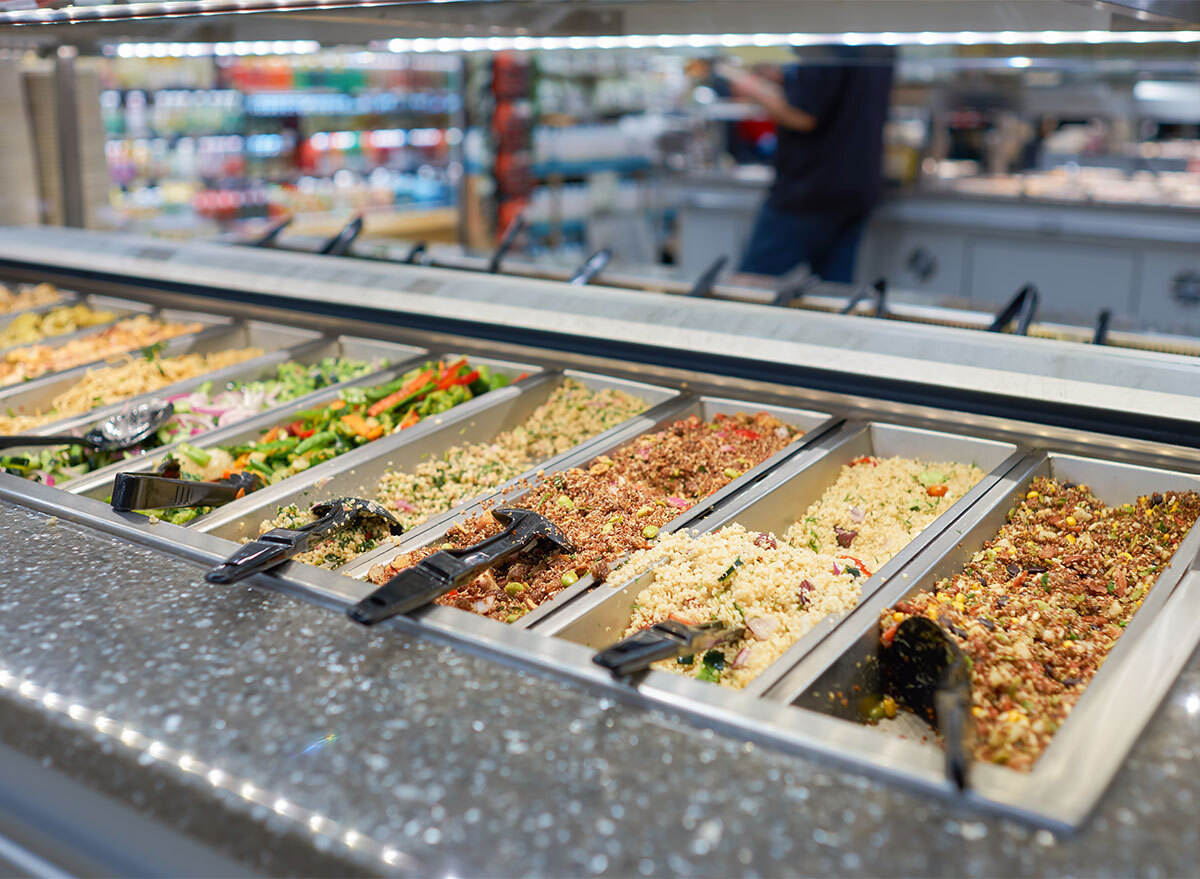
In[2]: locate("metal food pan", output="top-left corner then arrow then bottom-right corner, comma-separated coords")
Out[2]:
196,369 -> 682,546
766,450 -> 1200,829
2,320 -> 324,436
0,293 -> 157,358
542,421 -> 1025,698
32,334 -> 425,489
0,307 -> 235,394
339,395 -> 838,631
0,287 -> 85,331
69,353 -> 543,518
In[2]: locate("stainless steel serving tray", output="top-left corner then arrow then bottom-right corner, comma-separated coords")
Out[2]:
339,395 -> 839,631
68,353 -> 543,521
26,333 -> 424,489
195,369 -> 682,551
2,320 -> 320,437
0,307 -> 235,393
0,287 -> 84,331
542,421 -> 1025,698
0,293 -> 155,359
763,450 -> 1200,828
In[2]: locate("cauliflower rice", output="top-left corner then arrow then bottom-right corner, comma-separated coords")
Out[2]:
618,454 -> 987,689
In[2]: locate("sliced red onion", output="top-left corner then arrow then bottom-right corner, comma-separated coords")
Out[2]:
831,560 -> 842,575
731,646 -> 752,669
393,498 -> 416,513
746,616 -> 779,640
666,497 -> 689,509
719,444 -> 735,453
849,507 -> 865,524
472,595 -> 496,614
44,475 -> 55,487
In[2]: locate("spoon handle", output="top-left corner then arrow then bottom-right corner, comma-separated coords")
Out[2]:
0,435 -> 95,451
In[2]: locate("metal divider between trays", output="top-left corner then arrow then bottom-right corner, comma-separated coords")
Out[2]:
540,420 -> 1029,700
337,396 -> 841,632
31,333 -> 425,489
66,353 -> 547,529
0,307 -> 236,402
194,368 -> 685,554
0,293 -> 157,360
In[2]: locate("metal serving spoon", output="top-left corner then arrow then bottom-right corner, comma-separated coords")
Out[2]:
0,400 -> 174,452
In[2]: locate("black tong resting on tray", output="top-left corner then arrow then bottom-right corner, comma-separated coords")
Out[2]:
206,497 -> 403,584
111,468 -> 264,512
594,620 -> 745,678
348,507 -> 573,625
884,616 -> 974,791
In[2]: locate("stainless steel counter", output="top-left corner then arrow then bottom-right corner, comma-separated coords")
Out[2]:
5,499 -> 1200,876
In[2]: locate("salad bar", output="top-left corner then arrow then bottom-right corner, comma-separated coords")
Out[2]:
2,227 -> 1200,875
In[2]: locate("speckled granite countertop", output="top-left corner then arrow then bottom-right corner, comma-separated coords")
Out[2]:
2,498 -> 1198,877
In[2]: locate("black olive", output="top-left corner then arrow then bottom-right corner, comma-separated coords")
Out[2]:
1062,677 -> 1082,687
1006,563 -> 1020,577
996,596 -> 1010,608
1150,493 -> 1164,507
1027,566 -> 1048,574
1062,482 -> 1076,489
977,617 -> 996,631
703,649 -> 726,670
976,575 -> 989,588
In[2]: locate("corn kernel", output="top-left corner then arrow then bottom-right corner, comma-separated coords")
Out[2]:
1066,516 -> 1076,526
1067,534 -> 1076,544
892,612 -> 905,622
1026,490 -> 1039,500
972,706 -> 984,718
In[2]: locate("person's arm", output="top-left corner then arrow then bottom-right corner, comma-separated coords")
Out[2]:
716,62 -> 818,132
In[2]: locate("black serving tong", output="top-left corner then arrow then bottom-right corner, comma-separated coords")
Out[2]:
771,266 -> 821,307
1092,308 -> 1112,346
206,497 -> 403,584
348,507 -> 573,625
987,283 -> 1041,336
318,214 -> 365,257
840,277 -> 888,318
686,255 -> 729,298
883,616 -> 973,790
111,467 -> 264,513
248,215 -> 292,248
568,248 -> 613,286
402,241 -> 428,265
593,619 -> 744,678
487,214 -> 526,274
0,401 -> 173,452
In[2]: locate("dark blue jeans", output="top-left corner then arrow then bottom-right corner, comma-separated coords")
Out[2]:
739,202 -> 867,283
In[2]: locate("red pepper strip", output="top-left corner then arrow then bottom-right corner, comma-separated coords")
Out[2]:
837,555 -> 873,577
1011,570 -> 1029,589
449,369 -> 479,388
399,408 -> 421,429
514,372 -> 530,382
850,456 -> 876,467
734,428 -> 762,440
438,357 -> 467,382
881,622 -> 900,647
367,369 -> 436,417
286,420 -> 315,439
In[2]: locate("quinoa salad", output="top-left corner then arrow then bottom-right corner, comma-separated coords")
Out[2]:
882,475 -> 1200,771
254,378 -> 649,569
614,454 -> 987,689
366,411 -> 804,623
375,378 -> 649,530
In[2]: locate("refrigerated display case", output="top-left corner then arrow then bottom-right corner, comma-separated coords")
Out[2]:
0,223 -> 1199,874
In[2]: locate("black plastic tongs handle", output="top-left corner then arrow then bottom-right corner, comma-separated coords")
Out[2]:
319,214 -> 364,257
884,616 -> 974,791
249,215 -> 292,248
840,277 -> 888,318
0,434 -> 102,451
111,471 -> 263,512
594,620 -> 745,677
987,283 -> 1040,335
347,507 -> 574,625
568,248 -> 612,286
206,497 -> 403,585
686,255 -> 729,298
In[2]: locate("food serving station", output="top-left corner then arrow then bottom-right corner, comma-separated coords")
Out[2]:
1,223 -> 1200,875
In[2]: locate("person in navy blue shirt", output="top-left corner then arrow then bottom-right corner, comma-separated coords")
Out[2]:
722,46 -> 896,283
